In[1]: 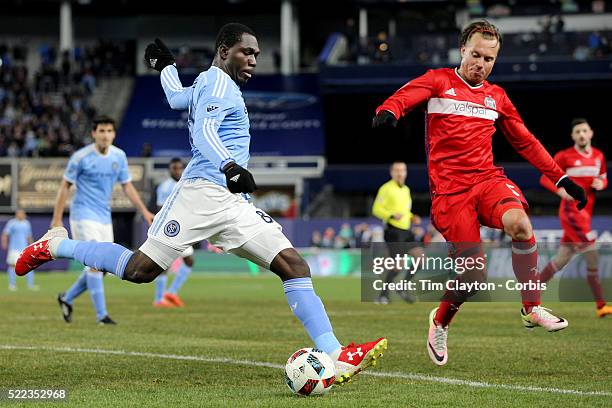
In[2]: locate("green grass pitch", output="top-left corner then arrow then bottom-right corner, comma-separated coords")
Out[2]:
1,272 -> 610,407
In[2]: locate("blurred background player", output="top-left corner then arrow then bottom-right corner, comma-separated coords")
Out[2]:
372,161 -> 423,304
373,20 -> 587,366
2,209 -> 34,291
152,158 -> 195,308
539,118 -> 610,317
54,116 -> 154,325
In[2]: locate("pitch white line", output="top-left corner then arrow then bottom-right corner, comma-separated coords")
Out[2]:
1,345 -> 610,397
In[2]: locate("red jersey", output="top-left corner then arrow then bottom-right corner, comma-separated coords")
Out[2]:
540,146 -> 608,214
376,68 -> 565,195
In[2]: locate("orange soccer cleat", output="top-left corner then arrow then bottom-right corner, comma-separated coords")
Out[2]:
163,292 -> 185,307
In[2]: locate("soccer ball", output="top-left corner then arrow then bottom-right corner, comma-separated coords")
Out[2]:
284,348 -> 336,396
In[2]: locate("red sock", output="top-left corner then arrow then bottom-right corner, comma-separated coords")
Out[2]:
435,300 -> 463,327
539,260 -> 558,283
586,267 -> 606,309
512,235 -> 540,313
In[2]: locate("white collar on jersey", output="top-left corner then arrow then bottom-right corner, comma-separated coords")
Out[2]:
454,68 -> 484,89
574,145 -> 593,158
92,143 -> 111,157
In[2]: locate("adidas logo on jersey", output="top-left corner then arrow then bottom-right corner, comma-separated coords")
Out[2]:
207,105 -> 219,112
230,175 -> 240,182
444,88 -> 456,96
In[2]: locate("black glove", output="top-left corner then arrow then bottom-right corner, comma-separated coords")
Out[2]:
557,176 -> 587,210
372,110 -> 398,128
223,162 -> 258,194
144,38 -> 175,72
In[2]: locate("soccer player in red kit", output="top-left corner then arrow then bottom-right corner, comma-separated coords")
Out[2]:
372,20 -> 588,366
539,118 -> 611,317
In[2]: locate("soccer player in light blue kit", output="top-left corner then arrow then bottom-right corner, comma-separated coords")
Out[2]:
152,157 -> 195,308
53,116 -> 154,325
17,24 -> 386,383
2,209 -> 34,291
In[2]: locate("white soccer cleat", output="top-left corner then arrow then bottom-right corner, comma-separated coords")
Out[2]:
427,307 -> 448,366
521,306 -> 568,332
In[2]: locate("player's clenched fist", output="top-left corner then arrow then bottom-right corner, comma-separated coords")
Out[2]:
223,162 -> 258,194
372,110 -> 398,128
557,176 -> 588,210
144,38 -> 175,72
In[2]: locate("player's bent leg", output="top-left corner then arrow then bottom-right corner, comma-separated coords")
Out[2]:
582,249 -> 609,315
16,227 -> 165,284
539,245 -> 574,283
121,251 -> 165,283
230,231 -> 387,384
165,251 -> 193,306
86,269 -> 110,322
501,209 -> 568,330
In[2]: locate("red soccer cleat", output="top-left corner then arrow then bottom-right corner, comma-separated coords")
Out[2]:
334,337 -> 387,384
163,292 -> 185,307
15,227 -> 68,276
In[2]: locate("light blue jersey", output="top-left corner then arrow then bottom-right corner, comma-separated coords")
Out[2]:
3,218 -> 32,252
160,65 -> 250,187
156,178 -> 177,207
64,144 -> 132,223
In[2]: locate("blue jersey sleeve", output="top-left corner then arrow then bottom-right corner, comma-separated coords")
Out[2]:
2,219 -> 14,235
25,220 -> 32,238
118,153 -> 131,184
160,65 -> 195,110
192,74 -> 236,171
156,183 -> 165,207
64,154 -> 81,183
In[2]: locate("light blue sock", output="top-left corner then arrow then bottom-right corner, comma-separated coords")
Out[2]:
154,274 -> 168,303
283,278 -> 342,355
167,263 -> 191,294
64,271 -> 88,304
86,270 -> 107,321
27,271 -> 35,287
8,266 -> 16,287
57,239 -> 133,279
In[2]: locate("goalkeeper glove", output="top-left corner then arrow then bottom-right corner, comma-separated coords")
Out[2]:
556,176 -> 588,210
223,162 -> 258,194
144,38 -> 175,72
372,110 -> 398,128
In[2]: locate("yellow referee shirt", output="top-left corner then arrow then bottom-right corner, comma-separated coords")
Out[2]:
372,180 -> 413,230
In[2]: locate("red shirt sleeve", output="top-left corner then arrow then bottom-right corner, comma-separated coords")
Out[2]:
539,151 -> 564,193
376,69 -> 439,119
497,90 -> 565,184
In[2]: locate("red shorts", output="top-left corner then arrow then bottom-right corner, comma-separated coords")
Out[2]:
431,177 -> 528,242
559,200 -> 595,245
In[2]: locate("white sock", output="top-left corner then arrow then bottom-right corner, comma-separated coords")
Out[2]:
329,347 -> 342,361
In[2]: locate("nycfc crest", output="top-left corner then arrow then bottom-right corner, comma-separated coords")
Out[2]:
164,220 -> 180,237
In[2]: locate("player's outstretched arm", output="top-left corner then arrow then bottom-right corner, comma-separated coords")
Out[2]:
1,232 -> 8,250
499,98 -> 587,209
373,69 -> 437,127
51,180 -> 72,228
372,185 -> 393,221
122,182 -> 155,225
556,176 -> 587,209
144,38 -> 192,110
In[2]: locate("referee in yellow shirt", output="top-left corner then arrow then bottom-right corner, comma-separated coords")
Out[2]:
372,161 -> 422,304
